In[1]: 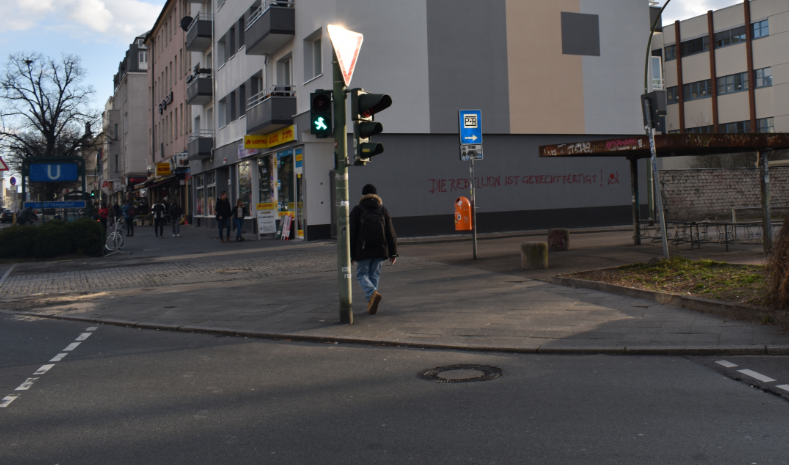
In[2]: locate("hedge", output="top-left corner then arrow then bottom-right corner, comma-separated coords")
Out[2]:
0,219 -> 103,258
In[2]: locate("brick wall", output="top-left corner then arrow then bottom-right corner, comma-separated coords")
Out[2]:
659,168 -> 789,221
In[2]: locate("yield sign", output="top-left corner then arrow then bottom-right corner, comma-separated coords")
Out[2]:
327,25 -> 363,87
0,156 -> 8,171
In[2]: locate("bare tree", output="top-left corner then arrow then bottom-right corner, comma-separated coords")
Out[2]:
0,53 -> 104,200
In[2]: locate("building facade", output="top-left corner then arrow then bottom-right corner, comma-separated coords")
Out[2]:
100,34 -> 151,206
182,0 -> 653,239
652,0 -> 787,138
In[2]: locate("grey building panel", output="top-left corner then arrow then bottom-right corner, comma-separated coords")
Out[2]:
561,12 -> 601,56
426,0 -> 510,134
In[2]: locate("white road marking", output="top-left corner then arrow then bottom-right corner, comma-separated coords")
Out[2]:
777,385 -> 789,392
0,264 -> 16,288
0,395 -> 20,408
15,378 -> 38,391
63,342 -> 80,351
75,333 -> 92,341
737,369 -> 776,383
716,360 -> 738,368
33,364 -> 55,375
86,327 -> 98,331
50,353 -> 68,362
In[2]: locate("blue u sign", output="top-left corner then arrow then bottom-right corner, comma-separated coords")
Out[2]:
29,163 -> 79,182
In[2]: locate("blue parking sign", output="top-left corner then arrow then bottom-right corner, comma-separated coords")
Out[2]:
458,110 -> 482,145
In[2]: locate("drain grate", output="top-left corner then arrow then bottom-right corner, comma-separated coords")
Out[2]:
418,364 -> 502,383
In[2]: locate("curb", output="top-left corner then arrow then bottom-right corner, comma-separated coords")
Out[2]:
551,275 -> 789,330
399,226 -> 631,245
5,310 -> 789,356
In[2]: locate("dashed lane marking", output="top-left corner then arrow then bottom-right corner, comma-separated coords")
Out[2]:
716,360 -> 738,368
0,395 -> 19,408
15,378 -> 38,391
737,369 -> 776,383
33,364 -> 55,375
75,333 -> 92,341
49,353 -> 67,362
63,342 -> 80,351
777,385 -> 789,392
86,327 -> 98,331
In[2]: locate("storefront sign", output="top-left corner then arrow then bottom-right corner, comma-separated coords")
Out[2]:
256,202 -> 276,211
127,176 -> 147,187
238,143 -> 258,159
257,208 -> 277,234
243,125 -> 296,150
156,163 -> 171,177
295,147 -> 303,174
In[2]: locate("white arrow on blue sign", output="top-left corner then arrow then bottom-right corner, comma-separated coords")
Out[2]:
458,110 -> 482,146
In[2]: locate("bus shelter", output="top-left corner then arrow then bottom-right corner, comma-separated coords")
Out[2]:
539,133 -> 789,253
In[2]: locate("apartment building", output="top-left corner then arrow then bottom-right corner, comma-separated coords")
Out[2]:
101,34 -> 151,205
182,0 -> 652,239
651,0 -> 788,138
142,0 -> 193,209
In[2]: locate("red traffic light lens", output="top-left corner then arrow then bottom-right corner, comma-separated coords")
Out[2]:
312,94 -> 331,112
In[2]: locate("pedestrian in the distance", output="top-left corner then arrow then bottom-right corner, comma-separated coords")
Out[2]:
122,200 -> 136,237
152,199 -> 166,238
98,203 -> 109,233
215,191 -> 232,243
349,184 -> 398,315
232,199 -> 246,242
170,202 -> 183,237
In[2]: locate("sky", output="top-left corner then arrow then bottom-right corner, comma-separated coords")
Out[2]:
0,0 -> 747,182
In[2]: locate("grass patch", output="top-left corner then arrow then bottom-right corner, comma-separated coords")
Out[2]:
569,256 -> 767,306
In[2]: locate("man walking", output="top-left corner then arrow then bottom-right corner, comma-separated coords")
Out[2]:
152,199 -> 166,238
122,199 -> 136,237
170,202 -> 183,237
215,191 -> 232,243
349,184 -> 398,315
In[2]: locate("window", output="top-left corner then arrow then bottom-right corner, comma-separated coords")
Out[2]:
687,126 -> 713,134
755,67 -> 772,88
115,154 -> 119,172
238,17 -> 245,48
206,171 -> 216,216
124,112 -> 128,133
195,174 -> 204,216
714,26 -> 746,49
717,72 -> 749,95
238,161 -> 251,216
238,84 -> 246,118
304,33 -> 323,81
651,56 -> 663,90
680,36 -> 709,57
682,79 -> 712,101
175,108 -> 178,140
665,44 -> 676,61
757,117 -> 775,133
114,124 -> 119,140
667,86 -> 679,104
277,56 -> 292,85
139,51 -> 147,63
230,91 -> 237,122
753,19 -> 769,39
721,120 -> 751,134
218,98 -> 227,127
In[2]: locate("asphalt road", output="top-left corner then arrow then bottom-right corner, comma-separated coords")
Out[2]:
1,314 -> 788,465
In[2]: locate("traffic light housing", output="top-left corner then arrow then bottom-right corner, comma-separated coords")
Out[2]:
310,90 -> 333,138
641,91 -> 667,131
350,89 -> 392,165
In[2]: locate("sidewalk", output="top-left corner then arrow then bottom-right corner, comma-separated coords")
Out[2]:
2,228 -> 787,354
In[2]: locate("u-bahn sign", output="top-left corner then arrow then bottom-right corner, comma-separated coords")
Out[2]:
29,163 -> 79,182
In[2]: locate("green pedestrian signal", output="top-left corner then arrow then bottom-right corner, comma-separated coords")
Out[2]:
350,89 -> 392,165
310,90 -> 333,138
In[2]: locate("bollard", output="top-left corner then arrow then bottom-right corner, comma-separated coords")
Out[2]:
521,242 -> 548,270
547,228 -> 570,251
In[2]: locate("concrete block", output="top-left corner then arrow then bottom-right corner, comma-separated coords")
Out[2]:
548,228 -> 570,251
521,242 -> 548,270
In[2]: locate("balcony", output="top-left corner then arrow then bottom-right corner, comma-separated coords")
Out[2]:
188,130 -> 214,160
186,72 -> 213,105
246,86 -> 296,135
186,13 -> 212,52
245,1 -> 295,56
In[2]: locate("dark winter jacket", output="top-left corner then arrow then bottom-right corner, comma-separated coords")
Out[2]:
215,198 -> 232,219
152,203 -> 166,219
170,204 -> 183,218
349,194 -> 398,261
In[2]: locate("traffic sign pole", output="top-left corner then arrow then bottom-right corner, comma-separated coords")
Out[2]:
470,160 -> 478,260
459,110 -> 483,260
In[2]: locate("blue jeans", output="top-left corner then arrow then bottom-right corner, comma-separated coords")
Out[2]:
218,218 -> 230,239
356,258 -> 385,301
234,218 -> 244,239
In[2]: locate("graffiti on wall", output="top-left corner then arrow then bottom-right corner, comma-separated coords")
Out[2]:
428,170 -> 620,194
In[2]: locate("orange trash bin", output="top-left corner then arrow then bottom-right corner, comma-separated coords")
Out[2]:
455,197 -> 473,231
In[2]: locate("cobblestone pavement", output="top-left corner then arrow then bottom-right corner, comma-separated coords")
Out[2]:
0,252 -> 421,297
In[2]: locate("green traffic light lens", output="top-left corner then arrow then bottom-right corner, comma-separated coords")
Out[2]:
314,116 -> 328,131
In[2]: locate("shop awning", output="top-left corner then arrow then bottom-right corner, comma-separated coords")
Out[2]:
539,133 -> 789,159
145,175 -> 177,190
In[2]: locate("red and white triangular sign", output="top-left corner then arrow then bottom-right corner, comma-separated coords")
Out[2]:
0,156 -> 8,171
327,25 -> 363,87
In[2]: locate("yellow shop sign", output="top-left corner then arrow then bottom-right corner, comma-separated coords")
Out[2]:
244,125 -> 296,150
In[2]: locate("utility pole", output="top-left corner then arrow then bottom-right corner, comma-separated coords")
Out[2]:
758,150 -> 772,253
333,48 -> 353,324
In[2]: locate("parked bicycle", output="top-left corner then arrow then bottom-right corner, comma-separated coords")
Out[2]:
105,217 -> 126,252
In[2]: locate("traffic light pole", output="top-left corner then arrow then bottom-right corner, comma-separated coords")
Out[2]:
333,49 -> 353,324
643,98 -> 669,260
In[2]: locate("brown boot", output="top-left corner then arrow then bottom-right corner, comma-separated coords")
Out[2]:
367,291 -> 382,315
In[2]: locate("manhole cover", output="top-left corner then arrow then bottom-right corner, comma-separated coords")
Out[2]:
418,364 -> 502,383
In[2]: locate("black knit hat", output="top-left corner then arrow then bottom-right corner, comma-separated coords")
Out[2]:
362,184 -> 377,196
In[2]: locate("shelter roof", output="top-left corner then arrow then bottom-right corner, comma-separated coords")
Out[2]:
539,133 -> 789,159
